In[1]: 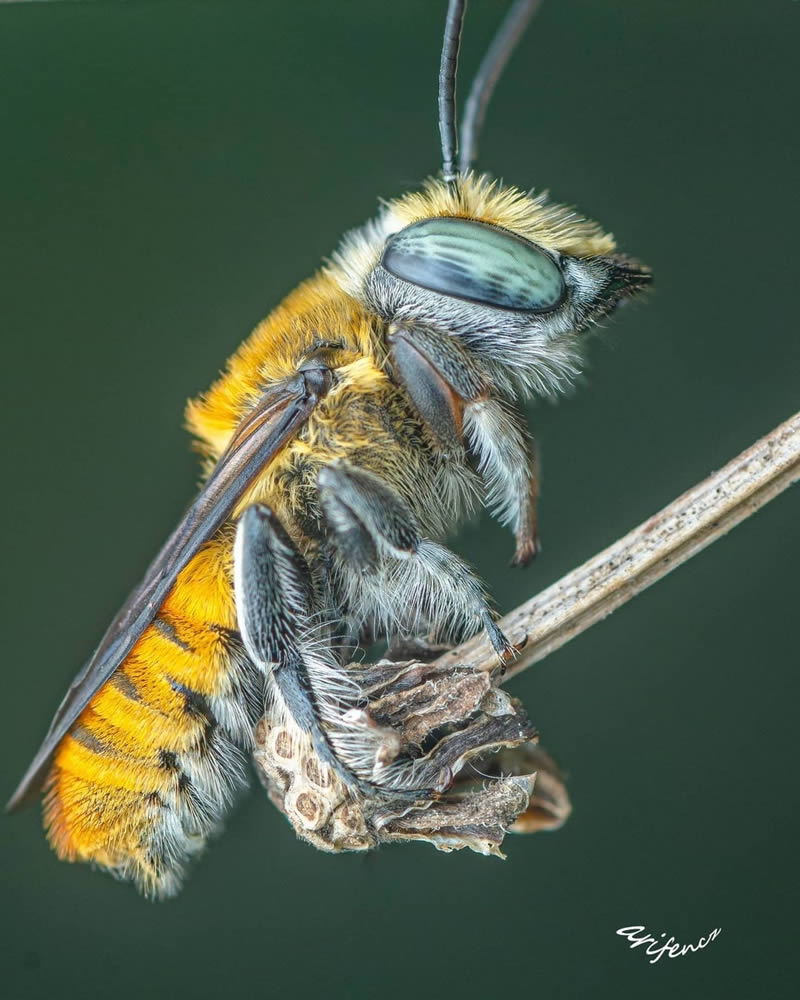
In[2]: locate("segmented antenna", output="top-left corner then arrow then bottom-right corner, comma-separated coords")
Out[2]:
458,0 -> 543,174
438,0 -> 467,182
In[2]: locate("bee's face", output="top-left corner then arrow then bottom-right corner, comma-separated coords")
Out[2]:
329,174 -> 651,396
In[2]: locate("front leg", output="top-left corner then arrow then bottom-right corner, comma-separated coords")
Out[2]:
388,322 -> 539,566
463,396 -> 540,566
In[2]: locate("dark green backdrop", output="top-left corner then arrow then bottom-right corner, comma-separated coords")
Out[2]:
2,2 -> 798,998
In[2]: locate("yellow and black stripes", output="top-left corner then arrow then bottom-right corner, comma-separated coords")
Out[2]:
43,535 -> 261,897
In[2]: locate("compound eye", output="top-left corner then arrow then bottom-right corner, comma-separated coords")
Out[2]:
381,217 -> 565,312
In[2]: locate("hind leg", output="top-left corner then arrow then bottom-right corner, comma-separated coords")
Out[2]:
233,504 -> 364,786
317,461 -> 515,666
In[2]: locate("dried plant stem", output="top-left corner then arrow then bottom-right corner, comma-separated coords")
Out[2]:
259,413 -> 798,853
434,411 -> 800,682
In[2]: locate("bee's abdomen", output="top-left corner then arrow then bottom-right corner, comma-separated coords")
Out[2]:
43,536 -> 260,898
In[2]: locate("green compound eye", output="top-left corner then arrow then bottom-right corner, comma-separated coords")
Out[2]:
381,217 -> 565,313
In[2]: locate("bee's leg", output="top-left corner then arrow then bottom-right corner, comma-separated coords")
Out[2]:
464,397 -> 540,567
233,504 -> 361,786
318,462 -> 515,667
388,322 -> 539,567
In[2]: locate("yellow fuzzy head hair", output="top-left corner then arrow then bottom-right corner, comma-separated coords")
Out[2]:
328,172 -> 650,398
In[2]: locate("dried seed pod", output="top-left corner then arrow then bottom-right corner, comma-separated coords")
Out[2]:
253,658 -> 570,856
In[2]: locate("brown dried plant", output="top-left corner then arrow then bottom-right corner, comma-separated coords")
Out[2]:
255,412 -> 799,855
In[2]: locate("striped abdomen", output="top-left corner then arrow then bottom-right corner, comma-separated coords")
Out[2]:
43,531 -> 261,898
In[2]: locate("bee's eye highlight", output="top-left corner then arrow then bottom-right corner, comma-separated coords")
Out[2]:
381,217 -> 565,313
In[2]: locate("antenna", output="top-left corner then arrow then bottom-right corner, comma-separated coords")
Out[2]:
458,0 -> 543,174
438,0 -> 468,182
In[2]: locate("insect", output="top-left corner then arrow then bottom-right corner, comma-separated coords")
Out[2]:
8,0 -> 650,897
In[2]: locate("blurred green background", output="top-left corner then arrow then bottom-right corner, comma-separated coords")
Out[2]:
2,1 -> 798,998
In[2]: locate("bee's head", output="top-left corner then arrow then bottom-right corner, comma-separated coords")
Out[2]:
328,174 -> 651,397
327,1 -> 650,398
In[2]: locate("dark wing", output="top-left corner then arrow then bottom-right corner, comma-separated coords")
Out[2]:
7,366 -> 331,811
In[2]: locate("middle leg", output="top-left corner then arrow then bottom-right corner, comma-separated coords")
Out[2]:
317,461 -> 515,665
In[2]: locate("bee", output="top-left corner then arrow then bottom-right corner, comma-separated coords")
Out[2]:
8,0 -> 650,897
